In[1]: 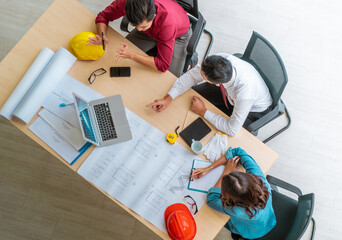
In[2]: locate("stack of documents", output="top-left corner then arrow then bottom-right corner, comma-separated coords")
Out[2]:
32,73 -> 104,164
1,47 -> 102,165
29,115 -> 91,165
0,47 -> 76,123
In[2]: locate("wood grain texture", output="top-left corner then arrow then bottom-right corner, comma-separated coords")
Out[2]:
0,0 -> 278,239
7,0 -> 342,239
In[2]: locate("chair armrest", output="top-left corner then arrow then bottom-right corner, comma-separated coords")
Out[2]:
120,16 -> 130,33
233,53 -> 243,58
266,175 -> 303,196
246,103 -> 283,133
187,13 -> 205,54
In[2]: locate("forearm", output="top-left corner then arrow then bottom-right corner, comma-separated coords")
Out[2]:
204,100 -> 254,136
211,155 -> 228,168
210,156 -> 228,187
131,52 -> 158,70
168,65 -> 203,99
204,111 -> 235,136
164,94 -> 173,102
96,23 -> 108,36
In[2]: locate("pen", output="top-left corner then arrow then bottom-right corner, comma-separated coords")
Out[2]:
101,32 -> 105,51
59,102 -> 74,107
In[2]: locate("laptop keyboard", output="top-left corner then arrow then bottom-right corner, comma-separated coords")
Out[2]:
80,109 -> 96,142
93,103 -> 117,141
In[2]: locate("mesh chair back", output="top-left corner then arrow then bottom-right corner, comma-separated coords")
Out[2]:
242,32 -> 288,108
286,193 -> 315,240
177,0 -> 199,18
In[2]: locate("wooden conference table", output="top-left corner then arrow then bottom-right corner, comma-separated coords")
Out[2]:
0,0 -> 278,239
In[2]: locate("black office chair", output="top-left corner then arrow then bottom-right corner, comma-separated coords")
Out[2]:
120,0 -> 213,73
234,32 -> 291,143
256,175 -> 316,240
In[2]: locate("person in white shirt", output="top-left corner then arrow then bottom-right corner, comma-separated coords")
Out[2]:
146,53 -> 272,136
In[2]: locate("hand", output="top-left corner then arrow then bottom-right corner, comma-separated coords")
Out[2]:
87,34 -> 108,45
191,96 -> 207,117
146,95 -> 172,112
191,167 -> 211,180
223,156 -> 240,174
116,42 -> 133,63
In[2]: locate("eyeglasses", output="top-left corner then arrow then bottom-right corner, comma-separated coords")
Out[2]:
184,195 -> 198,215
88,68 -> 107,84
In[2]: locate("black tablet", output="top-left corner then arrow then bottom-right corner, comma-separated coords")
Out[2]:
179,117 -> 211,147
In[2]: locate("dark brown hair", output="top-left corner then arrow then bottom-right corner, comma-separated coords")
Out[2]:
221,171 -> 269,218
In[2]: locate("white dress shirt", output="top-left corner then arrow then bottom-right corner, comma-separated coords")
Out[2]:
168,53 -> 272,136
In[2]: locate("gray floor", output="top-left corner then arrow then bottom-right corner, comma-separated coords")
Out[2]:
1,0 -> 341,239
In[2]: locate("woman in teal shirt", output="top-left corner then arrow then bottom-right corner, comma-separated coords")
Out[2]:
192,147 -> 276,239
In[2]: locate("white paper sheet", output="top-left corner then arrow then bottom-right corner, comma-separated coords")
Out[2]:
42,75 -> 103,127
13,47 -> 76,123
0,47 -> 55,120
38,108 -> 86,151
188,159 -> 225,193
78,109 -> 206,233
29,117 -> 82,164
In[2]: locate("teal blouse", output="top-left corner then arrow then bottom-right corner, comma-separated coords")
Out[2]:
206,147 -> 276,239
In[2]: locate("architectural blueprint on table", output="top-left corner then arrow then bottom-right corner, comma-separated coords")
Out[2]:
77,109 -> 207,233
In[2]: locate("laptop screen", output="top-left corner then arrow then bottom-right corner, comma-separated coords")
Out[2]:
74,95 -> 97,143
75,95 -> 88,112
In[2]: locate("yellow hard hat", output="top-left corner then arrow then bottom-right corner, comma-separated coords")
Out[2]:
68,32 -> 105,60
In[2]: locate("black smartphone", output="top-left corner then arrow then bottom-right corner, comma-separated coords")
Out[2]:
110,67 -> 131,77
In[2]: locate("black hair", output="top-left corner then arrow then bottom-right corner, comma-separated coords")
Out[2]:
201,55 -> 233,84
125,0 -> 155,26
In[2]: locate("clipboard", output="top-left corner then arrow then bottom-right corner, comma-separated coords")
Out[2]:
187,159 -> 225,193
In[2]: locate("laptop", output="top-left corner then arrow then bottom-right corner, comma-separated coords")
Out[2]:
73,93 -> 132,146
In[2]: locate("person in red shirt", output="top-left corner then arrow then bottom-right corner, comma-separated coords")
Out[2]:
88,0 -> 191,77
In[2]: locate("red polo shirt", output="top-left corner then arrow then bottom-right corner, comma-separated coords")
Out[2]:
95,0 -> 190,72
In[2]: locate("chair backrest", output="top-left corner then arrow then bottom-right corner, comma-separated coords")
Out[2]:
176,0 -> 206,73
242,32 -> 288,108
286,193 -> 315,240
177,0 -> 199,19
259,191 -> 315,240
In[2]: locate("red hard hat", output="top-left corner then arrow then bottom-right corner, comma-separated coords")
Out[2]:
164,203 -> 197,240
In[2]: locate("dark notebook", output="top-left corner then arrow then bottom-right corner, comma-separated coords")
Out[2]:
179,117 -> 211,147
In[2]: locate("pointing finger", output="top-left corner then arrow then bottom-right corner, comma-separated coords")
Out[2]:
145,102 -> 156,107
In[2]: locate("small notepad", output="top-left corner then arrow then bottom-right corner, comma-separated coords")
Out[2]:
188,159 -> 225,193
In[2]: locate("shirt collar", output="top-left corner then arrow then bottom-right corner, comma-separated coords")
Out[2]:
223,66 -> 237,87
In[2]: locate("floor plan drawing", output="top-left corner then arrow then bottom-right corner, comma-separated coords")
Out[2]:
77,109 -> 207,232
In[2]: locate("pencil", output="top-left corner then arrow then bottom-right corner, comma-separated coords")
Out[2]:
182,109 -> 190,131
189,166 -> 213,181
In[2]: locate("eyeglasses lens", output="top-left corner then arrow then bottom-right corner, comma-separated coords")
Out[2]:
88,68 -> 107,84
184,195 -> 198,215
94,68 -> 106,76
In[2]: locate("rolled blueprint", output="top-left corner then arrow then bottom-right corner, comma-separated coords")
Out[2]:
0,47 -> 55,120
13,47 -> 77,123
